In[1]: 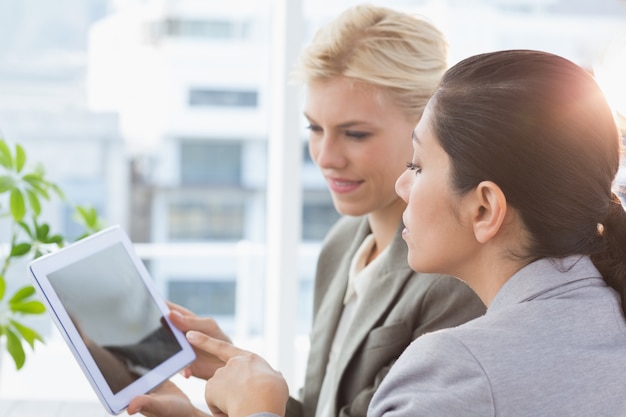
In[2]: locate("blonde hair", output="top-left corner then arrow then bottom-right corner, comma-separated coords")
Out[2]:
292,4 -> 448,121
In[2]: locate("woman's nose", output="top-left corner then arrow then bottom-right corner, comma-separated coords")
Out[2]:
311,135 -> 345,169
395,170 -> 410,202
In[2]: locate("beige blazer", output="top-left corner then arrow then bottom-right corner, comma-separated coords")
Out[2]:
286,216 -> 486,417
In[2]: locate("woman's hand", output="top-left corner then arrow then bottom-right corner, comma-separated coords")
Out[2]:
167,302 -> 232,380
127,380 -> 208,417
186,331 -> 289,417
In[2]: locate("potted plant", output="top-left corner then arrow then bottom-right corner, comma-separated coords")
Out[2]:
0,137 -> 103,370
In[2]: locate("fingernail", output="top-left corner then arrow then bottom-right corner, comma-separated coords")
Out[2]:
186,330 -> 199,342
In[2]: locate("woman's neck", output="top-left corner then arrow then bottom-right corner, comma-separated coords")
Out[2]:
366,198 -> 406,264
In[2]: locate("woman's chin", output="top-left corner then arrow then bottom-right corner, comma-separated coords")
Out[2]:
333,203 -> 369,217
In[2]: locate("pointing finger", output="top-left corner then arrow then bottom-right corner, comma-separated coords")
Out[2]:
186,331 -> 244,362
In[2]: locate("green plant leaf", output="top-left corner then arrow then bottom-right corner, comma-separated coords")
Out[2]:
50,183 -> 65,200
8,285 -> 36,303
10,242 -> 32,257
5,327 -> 26,370
42,234 -> 63,245
87,209 -> 99,227
25,189 -> 41,216
35,223 -> 50,241
15,144 -> 26,173
10,188 -> 26,221
22,175 -> 50,200
17,221 -> 34,239
0,175 -> 15,193
75,205 -> 88,221
21,172 -> 44,182
0,138 -> 105,372
75,205 -> 103,232
9,300 -> 46,314
0,140 -> 13,170
0,275 -> 5,301
10,320 -> 44,349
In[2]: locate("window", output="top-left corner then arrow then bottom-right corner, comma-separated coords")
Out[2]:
168,192 -> 246,240
167,280 -> 236,317
302,191 -> 340,240
302,141 -> 313,164
180,141 -> 241,185
189,89 -> 258,108
146,18 -> 251,41
172,141 -> 246,240
298,278 -> 314,333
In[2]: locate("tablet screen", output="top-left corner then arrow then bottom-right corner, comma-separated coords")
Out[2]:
47,241 -> 182,394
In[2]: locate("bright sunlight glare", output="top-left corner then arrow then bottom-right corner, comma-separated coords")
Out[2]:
594,36 -> 626,126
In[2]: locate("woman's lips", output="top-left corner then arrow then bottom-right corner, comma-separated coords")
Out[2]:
326,177 -> 364,194
401,215 -> 409,238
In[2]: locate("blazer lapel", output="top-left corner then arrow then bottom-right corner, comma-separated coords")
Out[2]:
333,223 -> 414,393
302,218 -> 372,417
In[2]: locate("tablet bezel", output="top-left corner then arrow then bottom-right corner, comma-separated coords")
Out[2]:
28,225 -> 196,415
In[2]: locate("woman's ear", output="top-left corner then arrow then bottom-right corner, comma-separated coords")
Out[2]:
470,181 -> 507,243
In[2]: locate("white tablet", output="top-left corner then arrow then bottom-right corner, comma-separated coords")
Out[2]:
27,225 -> 196,415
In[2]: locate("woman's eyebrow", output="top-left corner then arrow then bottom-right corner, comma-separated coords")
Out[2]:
303,113 -> 372,129
336,120 -> 370,129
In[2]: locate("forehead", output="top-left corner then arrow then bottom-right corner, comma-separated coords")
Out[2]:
413,103 -> 435,147
307,76 -> 380,95
304,76 -> 393,114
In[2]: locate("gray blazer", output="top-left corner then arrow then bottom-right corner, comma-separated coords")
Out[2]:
286,216 -> 486,417
370,256 -> 626,416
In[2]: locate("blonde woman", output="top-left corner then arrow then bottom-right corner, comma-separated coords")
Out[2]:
287,5 -> 483,417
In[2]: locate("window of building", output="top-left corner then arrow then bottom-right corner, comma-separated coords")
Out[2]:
168,190 -> 246,241
167,279 -> 236,317
146,18 -> 251,41
180,140 -> 242,185
298,278 -> 314,333
188,89 -> 258,108
302,140 -> 313,164
302,191 -> 340,241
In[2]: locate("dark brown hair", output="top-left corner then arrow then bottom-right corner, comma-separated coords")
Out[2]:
430,49 -> 626,313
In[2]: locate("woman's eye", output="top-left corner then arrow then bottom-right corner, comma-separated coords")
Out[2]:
345,130 -> 369,139
306,124 -> 322,134
405,161 -> 422,174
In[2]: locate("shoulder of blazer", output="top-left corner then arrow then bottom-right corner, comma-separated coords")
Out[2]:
317,216 -> 371,271
322,215 -> 368,247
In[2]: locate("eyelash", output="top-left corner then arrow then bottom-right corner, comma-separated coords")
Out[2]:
306,124 -> 322,133
305,125 -> 370,140
405,161 -> 422,174
345,131 -> 369,140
